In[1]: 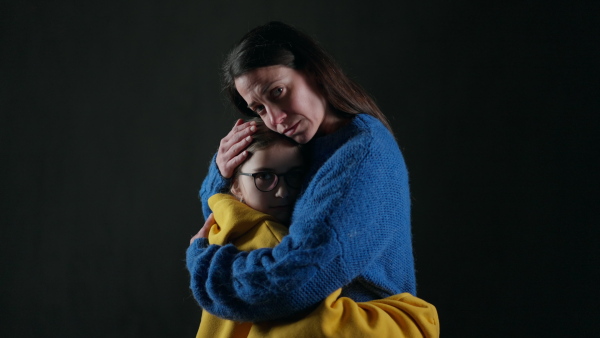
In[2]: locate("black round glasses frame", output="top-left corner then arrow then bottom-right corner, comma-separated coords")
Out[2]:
238,169 -> 304,192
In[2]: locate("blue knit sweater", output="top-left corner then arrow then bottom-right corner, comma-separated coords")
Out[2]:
187,114 -> 415,322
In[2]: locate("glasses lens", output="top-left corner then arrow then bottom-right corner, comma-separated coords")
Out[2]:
284,169 -> 304,189
254,172 -> 278,192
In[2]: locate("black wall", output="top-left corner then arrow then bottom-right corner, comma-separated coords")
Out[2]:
2,1 -> 598,337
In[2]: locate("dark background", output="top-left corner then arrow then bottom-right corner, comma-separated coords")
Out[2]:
2,1 -> 598,337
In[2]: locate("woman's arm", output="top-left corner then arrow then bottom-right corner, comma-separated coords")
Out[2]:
187,179 -> 349,322
187,124 -> 413,322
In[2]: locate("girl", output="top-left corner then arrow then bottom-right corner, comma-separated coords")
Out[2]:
190,122 -> 439,337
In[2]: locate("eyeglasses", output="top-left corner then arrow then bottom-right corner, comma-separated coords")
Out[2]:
239,169 -> 304,192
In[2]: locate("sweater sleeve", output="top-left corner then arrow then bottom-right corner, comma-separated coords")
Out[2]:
199,154 -> 230,220
186,126 -> 412,322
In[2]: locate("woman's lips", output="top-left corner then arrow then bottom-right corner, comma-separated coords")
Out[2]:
283,121 -> 300,137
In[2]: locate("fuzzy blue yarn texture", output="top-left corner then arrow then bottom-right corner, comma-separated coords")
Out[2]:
187,114 -> 416,322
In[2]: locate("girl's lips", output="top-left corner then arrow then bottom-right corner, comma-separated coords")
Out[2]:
270,204 -> 290,209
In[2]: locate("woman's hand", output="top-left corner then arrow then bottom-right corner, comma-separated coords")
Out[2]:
216,119 -> 257,178
190,213 -> 215,245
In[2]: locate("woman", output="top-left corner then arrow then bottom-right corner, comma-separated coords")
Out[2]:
187,21 -> 416,323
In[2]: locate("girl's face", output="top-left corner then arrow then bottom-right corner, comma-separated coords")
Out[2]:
231,142 -> 304,224
234,66 -> 340,144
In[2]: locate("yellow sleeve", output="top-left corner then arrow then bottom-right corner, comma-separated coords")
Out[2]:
250,289 -> 440,338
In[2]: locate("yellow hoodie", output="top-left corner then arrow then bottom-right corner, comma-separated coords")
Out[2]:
196,194 -> 439,338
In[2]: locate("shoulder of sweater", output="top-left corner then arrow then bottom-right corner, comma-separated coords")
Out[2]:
309,115 -> 402,188
343,114 -> 399,151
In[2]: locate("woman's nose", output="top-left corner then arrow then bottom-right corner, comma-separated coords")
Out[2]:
266,106 -> 287,125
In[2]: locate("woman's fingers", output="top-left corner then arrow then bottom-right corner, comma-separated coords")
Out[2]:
221,119 -> 247,147
221,132 -> 252,160
216,119 -> 257,178
222,119 -> 256,149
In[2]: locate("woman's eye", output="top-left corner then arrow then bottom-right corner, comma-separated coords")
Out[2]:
255,105 -> 265,114
271,87 -> 283,98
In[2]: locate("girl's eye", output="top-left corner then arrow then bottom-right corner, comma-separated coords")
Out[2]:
271,87 -> 283,98
255,172 -> 274,180
254,172 -> 275,185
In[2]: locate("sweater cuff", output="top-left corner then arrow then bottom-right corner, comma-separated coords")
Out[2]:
199,154 -> 231,218
186,238 -> 210,271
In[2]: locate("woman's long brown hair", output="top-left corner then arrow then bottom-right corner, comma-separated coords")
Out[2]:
222,21 -> 393,133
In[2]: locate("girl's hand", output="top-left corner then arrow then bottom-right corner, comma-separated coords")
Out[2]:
190,213 -> 215,245
216,119 -> 257,178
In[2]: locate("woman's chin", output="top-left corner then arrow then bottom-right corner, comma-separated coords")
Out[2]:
292,131 -> 312,145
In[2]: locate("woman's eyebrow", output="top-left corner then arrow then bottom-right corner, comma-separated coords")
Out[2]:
246,81 -> 276,109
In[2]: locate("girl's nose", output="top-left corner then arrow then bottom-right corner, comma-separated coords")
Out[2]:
274,180 -> 289,198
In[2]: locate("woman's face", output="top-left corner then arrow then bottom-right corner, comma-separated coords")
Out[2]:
231,143 -> 304,225
234,66 -> 335,144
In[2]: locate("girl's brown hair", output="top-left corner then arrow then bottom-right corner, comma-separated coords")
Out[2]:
229,119 -> 303,193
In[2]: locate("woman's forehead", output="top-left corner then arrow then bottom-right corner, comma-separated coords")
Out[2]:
235,66 -> 294,95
